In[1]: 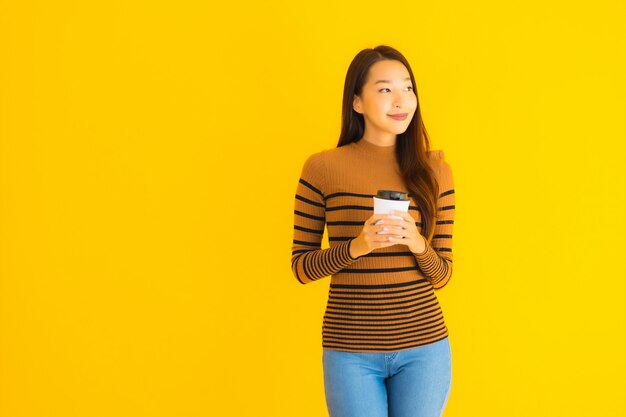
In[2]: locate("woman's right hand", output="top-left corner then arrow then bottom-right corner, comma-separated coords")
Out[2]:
349,213 -> 403,259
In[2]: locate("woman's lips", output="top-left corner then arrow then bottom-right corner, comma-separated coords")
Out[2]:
388,113 -> 408,121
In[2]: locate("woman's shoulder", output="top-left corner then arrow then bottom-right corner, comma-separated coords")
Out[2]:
426,149 -> 453,184
299,146 -> 345,177
304,144 -> 353,164
426,149 -> 445,160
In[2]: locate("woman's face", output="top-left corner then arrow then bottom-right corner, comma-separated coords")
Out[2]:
353,59 -> 417,140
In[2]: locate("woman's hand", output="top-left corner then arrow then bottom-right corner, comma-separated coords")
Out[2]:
349,210 -> 427,258
382,210 -> 427,254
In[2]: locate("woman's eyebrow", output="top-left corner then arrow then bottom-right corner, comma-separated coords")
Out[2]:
375,77 -> 412,84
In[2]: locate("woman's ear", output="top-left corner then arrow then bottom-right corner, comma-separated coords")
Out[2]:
353,94 -> 362,114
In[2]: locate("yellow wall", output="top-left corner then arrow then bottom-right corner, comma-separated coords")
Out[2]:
1,1 -> 624,416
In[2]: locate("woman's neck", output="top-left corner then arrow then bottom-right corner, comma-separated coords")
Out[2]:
359,134 -> 397,148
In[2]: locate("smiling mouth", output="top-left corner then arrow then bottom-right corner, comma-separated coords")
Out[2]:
388,113 -> 408,120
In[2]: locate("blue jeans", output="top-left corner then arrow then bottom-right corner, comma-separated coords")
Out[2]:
322,336 -> 452,417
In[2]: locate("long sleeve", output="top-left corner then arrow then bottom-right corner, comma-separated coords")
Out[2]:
291,152 -> 359,285
413,151 -> 455,290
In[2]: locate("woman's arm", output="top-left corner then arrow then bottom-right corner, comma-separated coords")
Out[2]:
290,152 -> 359,285
413,151 -> 455,290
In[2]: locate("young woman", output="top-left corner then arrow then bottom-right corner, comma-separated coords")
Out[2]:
291,45 -> 455,417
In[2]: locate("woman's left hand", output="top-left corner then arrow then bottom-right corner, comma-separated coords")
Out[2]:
377,210 -> 427,254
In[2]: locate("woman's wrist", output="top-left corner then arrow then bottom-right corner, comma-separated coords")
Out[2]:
349,237 -> 365,259
411,235 -> 428,255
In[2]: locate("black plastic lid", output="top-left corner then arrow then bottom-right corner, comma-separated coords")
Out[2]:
375,190 -> 408,201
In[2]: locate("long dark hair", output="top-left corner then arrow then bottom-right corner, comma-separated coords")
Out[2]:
337,45 -> 440,242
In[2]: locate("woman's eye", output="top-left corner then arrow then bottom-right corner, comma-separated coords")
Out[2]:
379,86 -> 414,93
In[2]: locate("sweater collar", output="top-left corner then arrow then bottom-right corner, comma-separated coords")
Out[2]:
352,138 -> 397,156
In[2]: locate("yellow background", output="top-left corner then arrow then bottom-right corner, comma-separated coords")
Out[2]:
1,1 -> 624,416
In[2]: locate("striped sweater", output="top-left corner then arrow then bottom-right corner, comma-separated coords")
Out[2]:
291,138 -> 455,352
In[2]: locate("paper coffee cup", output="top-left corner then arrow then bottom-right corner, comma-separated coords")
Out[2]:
373,190 -> 410,234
